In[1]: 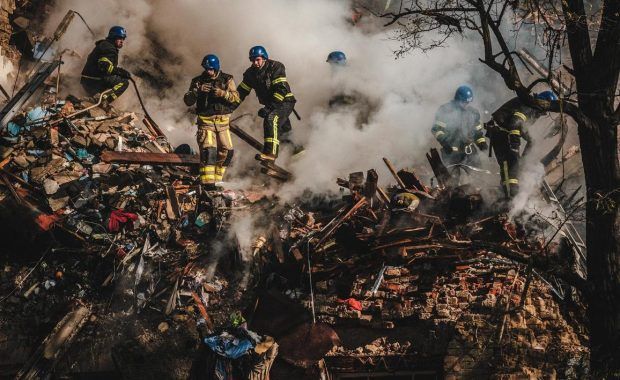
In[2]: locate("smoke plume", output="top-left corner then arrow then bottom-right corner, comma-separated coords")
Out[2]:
40,0 -> 571,208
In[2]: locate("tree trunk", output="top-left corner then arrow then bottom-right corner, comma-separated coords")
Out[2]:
577,115 -> 620,376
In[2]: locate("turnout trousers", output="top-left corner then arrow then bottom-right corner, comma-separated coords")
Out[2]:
488,124 -> 520,198
196,114 -> 234,185
80,74 -> 128,102
263,101 -> 294,158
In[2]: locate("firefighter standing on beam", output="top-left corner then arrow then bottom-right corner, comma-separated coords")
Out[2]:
237,46 -> 297,163
486,90 -> 558,198
184,54 -> 240,190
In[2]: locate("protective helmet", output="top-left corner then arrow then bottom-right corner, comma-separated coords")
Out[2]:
454,85 -> 473,103
249,46 -> 268,61
107,26 -> 127,40
201,54 -> 220,71
327,51 -> 347,65
535,90 -> 558,102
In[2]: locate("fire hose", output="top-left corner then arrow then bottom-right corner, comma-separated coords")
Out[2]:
129,77 -> 165,137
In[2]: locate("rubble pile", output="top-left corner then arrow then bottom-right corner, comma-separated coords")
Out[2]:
0,94 -> 589,378
0,95 -> 277,377
253,165 -> 589,378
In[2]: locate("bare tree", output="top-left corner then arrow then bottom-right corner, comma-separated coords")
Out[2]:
381,0 -> 619,375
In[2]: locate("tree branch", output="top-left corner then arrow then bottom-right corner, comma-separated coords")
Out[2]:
381,6 -> 477,26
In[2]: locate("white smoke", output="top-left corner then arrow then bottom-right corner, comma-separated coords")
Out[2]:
41,0 -> 514,191
28,0 -> 585,276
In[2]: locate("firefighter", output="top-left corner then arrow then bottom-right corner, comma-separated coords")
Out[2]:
327,51 -> 347,66
326,51 -> 374,127
184,54 -> 240,190
237,46 -> 296,163
486,90 -> 558,198
431,85 -> 487,170
327,51 -> 355,109
80,26 -> 131,107
327,51 -> 357,109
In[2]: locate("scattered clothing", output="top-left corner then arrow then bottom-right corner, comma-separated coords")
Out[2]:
108,209 -> 138,232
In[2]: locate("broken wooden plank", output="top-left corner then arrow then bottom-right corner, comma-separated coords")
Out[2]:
315,197 -> 367,249
426,148 -> 453,188
518,48 -> 570,95
377,187 -> 390,206
382,157 -> 407,189
363,169 -> 378,200
165,185 -> 181,220
142,118 -> 161,138
260,166 -> 290,182
229,123 -> 264,152
230,123 -> 292,179
16,305 -> 90,380
100,151 -> 200,166
0,172 -> 23,205
397,168 -> 428,192
383,157 -> 434,199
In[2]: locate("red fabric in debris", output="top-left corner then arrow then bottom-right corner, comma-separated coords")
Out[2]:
108,209 -> 138,232
35,213 -> 61,231
338,298 -> 362,311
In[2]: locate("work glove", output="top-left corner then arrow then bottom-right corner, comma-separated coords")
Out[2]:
200,83 -> 213,93
213,88 -> 226,98
257,107 -> 271,118
117,67 -> 131,79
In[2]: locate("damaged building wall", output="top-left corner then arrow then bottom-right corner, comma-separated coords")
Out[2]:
0,0 -> 16,59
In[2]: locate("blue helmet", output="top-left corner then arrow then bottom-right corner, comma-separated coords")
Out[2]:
249,46 -> 268,61
327,51 -> 347,65
201,54 -> 220,71
107,26 -> 127,40
535,90 -> 558,102
454,85 -> 473,103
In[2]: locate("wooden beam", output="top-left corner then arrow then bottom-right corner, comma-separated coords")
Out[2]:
100,151 -> 200,166
230,123 -> 292,179
229,123 -> 264,152
16,305 -> 91,380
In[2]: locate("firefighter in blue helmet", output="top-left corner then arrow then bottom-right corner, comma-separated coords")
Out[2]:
184,54 -> 240,190
237,46 -> 297,163
486,90 -> 557,198
431,85 -> 487,176
326,51 -> 375,127
81,26 -> 131,107
326,51 -> 347,65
